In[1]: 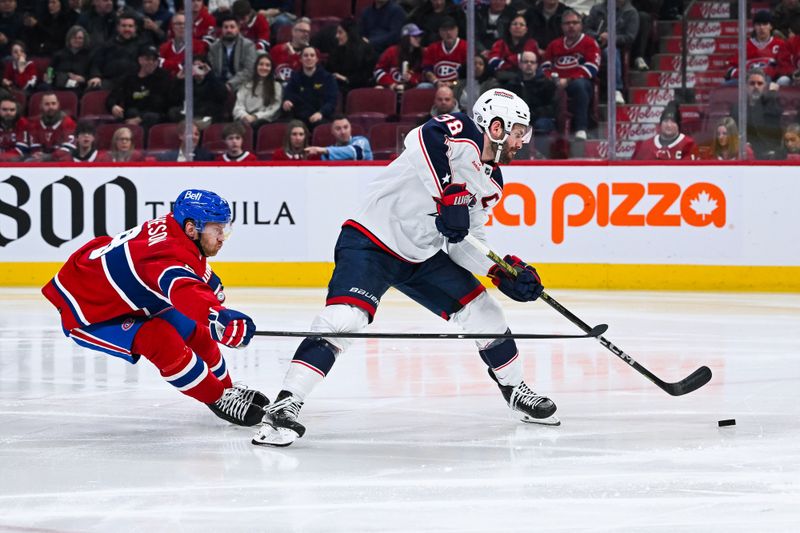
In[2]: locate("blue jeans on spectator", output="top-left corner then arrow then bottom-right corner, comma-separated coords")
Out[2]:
566,78 -> 593,132
601,47 -> 624,90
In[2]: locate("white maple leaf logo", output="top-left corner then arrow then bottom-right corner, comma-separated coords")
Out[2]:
689,190 -> 718,220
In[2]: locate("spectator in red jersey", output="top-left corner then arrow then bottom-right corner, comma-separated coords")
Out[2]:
233,52 -> 282,127
191,0 -> 218,44
475,0 -> 517,52
702,116 -> 753,161
326,20 -> 377,96
374,22 -> 424,92
0,95 -> 26,161
632,102 -> 697,160
98,126 -> 146,162
282,46 -> 338,128
525,0 -> 568,51
272,119 -> 321,160
57,119 -> 100,162
422,17 -> 467,86
410,0 -> 465,47
51,25 -> 91,92
271,17 -> 310,83
216,121 -> 257,162
21,0 -> 78,56
208,14 -> 257,92
726,10 -> 792,87
88,12 -> 151,91
2,41 -> 38,93
108,44 -> 173,129
159,13 -> 210,78
232,0 -> 270,51
26,92 -> 76,161
76,0 -> 116,48
488,15 -> 540,84
541,9 -> 600,141
359,0 -> 407,55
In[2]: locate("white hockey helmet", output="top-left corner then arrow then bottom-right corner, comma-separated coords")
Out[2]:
472,88 -> 532,146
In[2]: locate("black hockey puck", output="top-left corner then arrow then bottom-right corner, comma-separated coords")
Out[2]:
718,419 -> 736,427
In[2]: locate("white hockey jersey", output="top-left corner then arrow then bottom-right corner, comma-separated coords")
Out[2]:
346,112 -> 501,276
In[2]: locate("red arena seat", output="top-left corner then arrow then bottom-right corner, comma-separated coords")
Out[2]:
256,122 -> 288,158
312,122 -> 364,147
146,123 -> 181,150
79,89 -> 114,123
399,88 -> 435,123
96,123 -> 144,150
27,90 -> 78,118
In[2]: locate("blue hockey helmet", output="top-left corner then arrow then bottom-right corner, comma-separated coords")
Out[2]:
173,189 -> 232,235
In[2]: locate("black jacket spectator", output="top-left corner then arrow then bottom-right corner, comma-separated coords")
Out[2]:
169,57 -> 229,123
326,21 -> 377,94
410,0 -> 466,46
475,1 -> 517,51
733,90 -> 784,160
77,0 -> 117,47
22,0 -> 78,56
359,0 -> 407,54
107,46 -> 172,128
525,0 -> 569,50
0,0 -> 24,58
51,26 -> 92,92
283,62 -> 338,125
89,16 -> 150,90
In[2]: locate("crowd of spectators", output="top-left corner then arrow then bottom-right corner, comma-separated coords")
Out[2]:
0,0 -> 799,162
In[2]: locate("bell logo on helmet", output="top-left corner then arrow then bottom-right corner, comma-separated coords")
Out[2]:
184,191 -> 203,201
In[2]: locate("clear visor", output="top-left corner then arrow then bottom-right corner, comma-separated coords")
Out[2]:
201,221 -> 233,240
511,123 -> 533,144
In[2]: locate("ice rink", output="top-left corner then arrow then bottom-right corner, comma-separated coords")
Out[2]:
1,287 -> 798,532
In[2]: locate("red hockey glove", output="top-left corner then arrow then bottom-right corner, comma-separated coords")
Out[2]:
488,255 -> 544,302
434,183 -> 473,243
208,306 -> 255,348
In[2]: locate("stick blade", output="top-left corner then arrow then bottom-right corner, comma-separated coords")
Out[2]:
665,366 -> 713,396
589,323 -> 609,337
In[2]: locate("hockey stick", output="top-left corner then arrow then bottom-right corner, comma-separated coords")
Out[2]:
464,234 -> 712,396
254,324 -> 608,340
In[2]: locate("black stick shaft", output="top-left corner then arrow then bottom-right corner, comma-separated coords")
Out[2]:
254,325 -> 607,340
464,235 -> 712,396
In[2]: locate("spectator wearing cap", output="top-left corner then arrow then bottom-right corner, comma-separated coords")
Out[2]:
633,102 -> 697,160
159,13 -> 210,78
359,0 -> 407,55
57,119 -> 99,162
282,45 -> 338,128
725,10 -> 792,87
422,17 -> 467,86
475,0 -> 517,52
51,26 -> 92,92
271,17 -> 311,83
232,0 -> 270,51
374,23 -> 425,92
209,14 -> 257,92
107,44 -> 172,129
169,54 -> 229,124
304,115 -> 372,161
410,0 -> 466,47
88,11 -> 152,91
326,20 -> 377,96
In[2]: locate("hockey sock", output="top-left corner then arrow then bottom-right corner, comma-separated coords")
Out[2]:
187,325 -> 232,388
282,338 -> 338,401
133,318 -> 225,404
479,335 -> 523,387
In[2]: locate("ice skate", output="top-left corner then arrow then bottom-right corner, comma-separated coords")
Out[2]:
488,369 -> 561,426
252,390 -> 306,447
231,381 -> 269,410
207,386 -> 266,427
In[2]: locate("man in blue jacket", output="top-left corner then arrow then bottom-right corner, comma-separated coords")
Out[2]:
281,46 -> 338,129
304,115 -> 373,161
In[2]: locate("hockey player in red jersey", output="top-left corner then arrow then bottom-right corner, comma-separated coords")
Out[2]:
633,101 -> 697,160
42,190 -> 267,427
253,89 -> 558,447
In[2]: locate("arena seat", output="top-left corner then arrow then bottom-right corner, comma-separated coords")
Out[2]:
96,123 -> 144,150
79,90 -> 114,123
399,88 -> 435,123
346,87 -> 397,131
369,122 -> 415,160
256,122 -> 288,159
312,122 -> 364,147
201,122 -> 254,154
305,1 -> 351,18
146,123 -> 181,150
27,90 -> 78,118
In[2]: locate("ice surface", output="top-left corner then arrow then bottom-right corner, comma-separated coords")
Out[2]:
1,288 -> 798,532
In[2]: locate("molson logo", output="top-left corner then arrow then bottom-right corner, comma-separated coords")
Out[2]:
643,89 -> 676,105
670,55 -> 710,71
699,2 -> 730,18
687,38 -> 717,54
622,106 -> 665,123
687,21 -> 722,37
489,182 -> 727,244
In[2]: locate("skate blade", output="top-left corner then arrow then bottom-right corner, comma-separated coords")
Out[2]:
520,414 -> 561,427
252,424 -> 300,447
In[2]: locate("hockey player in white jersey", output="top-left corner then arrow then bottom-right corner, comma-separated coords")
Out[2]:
253,88 -> 557,447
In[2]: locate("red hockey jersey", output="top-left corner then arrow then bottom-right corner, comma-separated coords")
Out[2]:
487,38 -> 540,72
193,7 -> 217,43
422,38 -> 468,82
0,116 -> 28,159
374,45 -> 422,87
271,43 -> 302,82
541,34 -> 601,80
216,151 -> 257,162
727,36 -> 792,81
3,60 -> 37,91
241,13 -> 270,51
41,213 -> 223,333
633,133 -> 697,160
159,39 -> 209,77
27,114 -> 76,154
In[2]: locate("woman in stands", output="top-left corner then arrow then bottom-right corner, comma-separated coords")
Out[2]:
778,122 -> 800,160
2,41 -> 39,93
705,117 -> 754,160
233,52 -> 282,130
374,23 -> 425,92
272,119 -> 320,161
487,15 -> 540,83
50,26 -> 91,93
326,19 -> 376,96
98,127 -> 146,162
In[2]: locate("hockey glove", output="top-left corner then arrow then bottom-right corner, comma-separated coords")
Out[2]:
208,306 -> 256,348
488,255 -> 544,302
434,183 -> 473,243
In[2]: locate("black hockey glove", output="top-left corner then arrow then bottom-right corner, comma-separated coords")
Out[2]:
488,255 -> 544,302
434,183 -> 473,243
